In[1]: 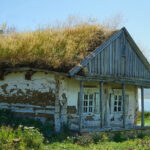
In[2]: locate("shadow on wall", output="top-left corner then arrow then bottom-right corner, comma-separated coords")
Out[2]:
0,109 -> 54,138
0,109 -> 74,143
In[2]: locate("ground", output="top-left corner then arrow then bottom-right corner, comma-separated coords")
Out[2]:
1,110 -> 150,150
138,113 -> 150,126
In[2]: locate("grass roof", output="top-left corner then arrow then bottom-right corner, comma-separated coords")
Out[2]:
0,24 -> 117,72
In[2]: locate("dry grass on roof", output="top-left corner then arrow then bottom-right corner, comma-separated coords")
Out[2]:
0,24 -> 117,72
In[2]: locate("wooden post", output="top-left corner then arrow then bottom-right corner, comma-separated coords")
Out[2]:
79,81 -> 84,131
141,86 -> 144,127
54,77 -> 61,132
122,84 -> 126,128
100,82 -> 103,128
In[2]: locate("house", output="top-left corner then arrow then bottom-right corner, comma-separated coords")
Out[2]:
0,27 -> 149,132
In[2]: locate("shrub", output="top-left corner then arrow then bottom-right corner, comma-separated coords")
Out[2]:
92,133 -> 102,144
0,109 -> 54,139
138,111 -> 150,118
137,133 -> 147,139
100,133 -> 109,142
22,126 -> 44,149
0,126 -> 44,150
74,134 -> 93,146
113,132 -> 126,142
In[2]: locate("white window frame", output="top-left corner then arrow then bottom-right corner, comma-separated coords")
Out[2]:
112,89 -> 129,114
82,88 -> 100,114
114,95 -> 123,113
83,93 -> 95,113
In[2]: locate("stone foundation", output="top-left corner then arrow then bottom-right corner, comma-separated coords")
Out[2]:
82,127 -> 150,139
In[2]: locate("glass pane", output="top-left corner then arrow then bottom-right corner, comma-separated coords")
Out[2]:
115,95 -> 117,100
118,107 -> 121,111
119,96 -> 122,101
114,106 -> 117,112
89,101 -> 93,106
114,101 -> 117,105
89,94 -> 93,100
89,107 -> 92,112
84,101 -> 88,106
84,107 -> 87,112
84,94 -> 88,100
118,101 -> 121,106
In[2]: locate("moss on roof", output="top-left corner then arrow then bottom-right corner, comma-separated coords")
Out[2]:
0,24 -> 117,72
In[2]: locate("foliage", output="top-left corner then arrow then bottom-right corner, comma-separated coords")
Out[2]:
47,137 -> 150,150
137,112 -> 150,126
113,132 -> 126,142
0,109 -> 54,139
0,19 -> 117,72
0,126 -> 44,150
1,109 -> 150,149
138,111 -> 150,118
74,134 -> 94,146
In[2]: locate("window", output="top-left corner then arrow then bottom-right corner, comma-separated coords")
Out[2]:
113,94 -> 129,113
114,95 -> 122,112
83,93 -> 94,113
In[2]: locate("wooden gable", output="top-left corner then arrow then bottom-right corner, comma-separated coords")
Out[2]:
69,28 -> 150,80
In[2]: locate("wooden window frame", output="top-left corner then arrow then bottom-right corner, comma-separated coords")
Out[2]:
83,93 -> 95,114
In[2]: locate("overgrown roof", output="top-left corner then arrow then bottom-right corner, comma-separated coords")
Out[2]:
0,24 -> 117,72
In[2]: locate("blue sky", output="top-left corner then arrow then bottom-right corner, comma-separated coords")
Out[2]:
1,0 -> 150,55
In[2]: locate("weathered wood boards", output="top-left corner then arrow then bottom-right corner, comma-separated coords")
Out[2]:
84,32 -> 150,80
69,28 -> 150,87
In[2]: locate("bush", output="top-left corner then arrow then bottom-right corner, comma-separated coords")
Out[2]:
100,133 -> 109,142
0,109 -> 54,139
0,126 -> 44,150
92,133 -> 102,144
138,111 -> 150,118
74,134 -> 93,146
113,132 -> 126,142
92,133 -> 109,143
137,133 -> 147,139
22,127 -> 44,149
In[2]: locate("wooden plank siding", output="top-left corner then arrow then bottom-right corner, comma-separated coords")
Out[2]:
84,33 -> 150,80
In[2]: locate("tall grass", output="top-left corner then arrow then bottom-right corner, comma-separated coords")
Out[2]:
0,22 -> 116,72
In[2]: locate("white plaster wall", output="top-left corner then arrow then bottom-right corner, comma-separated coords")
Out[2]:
0,72 -> 56,95
0,71 -> 138,131
0,72 -> 56,123
66,80 -> 138,130
105,83 -> 138,127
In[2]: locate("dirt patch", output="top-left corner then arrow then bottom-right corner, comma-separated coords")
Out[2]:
67,106 -> 77,114
111,117 -> 114,121
1,84 -> 8,94
85,115 -> 94,121
0,88 -> 56,106
25,71 -> 35,80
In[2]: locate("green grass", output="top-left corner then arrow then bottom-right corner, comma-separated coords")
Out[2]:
47,139 -> 150,150
0,20 -> 116,72
1,125 -> 150,150
138,117 -> 150,126
137,111 -> 150,126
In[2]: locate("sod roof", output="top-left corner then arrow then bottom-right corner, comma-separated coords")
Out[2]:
0,24 -> 117,73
